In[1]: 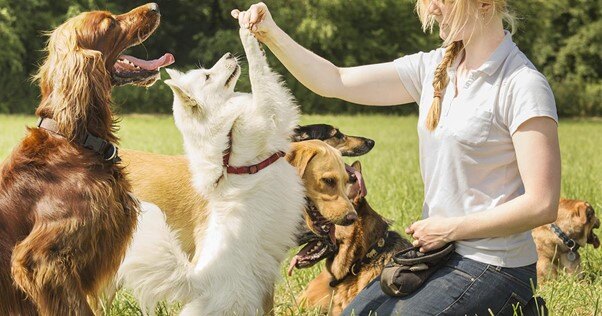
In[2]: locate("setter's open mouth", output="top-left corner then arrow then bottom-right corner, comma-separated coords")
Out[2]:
111,6 -> 175,87
113,53 -> 174,87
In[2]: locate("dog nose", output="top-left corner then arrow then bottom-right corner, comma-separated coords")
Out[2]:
226,52 -> 234,59
366,139 -> 375,149
147,3 -> 159,13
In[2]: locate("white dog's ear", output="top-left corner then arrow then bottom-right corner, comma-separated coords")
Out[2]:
165,68 -> 184,80
164,79 -> 200,108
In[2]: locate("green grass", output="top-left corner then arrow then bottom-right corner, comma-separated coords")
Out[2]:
1,114 -> 600,315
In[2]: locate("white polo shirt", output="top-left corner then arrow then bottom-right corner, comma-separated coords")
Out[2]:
394,31 -> 558,267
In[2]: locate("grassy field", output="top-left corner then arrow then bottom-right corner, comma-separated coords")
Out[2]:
0,114 -> 600,315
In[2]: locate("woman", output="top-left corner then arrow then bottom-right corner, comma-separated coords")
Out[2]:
232,1 -> 560,315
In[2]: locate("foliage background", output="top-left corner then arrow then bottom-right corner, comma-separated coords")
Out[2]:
0,0 -> 600,116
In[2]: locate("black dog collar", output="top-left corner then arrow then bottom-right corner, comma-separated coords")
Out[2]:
37,117 -> 120,163
550,223 -> 580,261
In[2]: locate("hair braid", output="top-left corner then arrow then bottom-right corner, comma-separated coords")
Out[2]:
425,41 -> 463,131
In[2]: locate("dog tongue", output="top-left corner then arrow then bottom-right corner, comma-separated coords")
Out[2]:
120,53 -> 175,71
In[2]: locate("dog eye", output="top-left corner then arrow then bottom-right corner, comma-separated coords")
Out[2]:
106,17 -> 117,29
348,173 -> 357,183
205,74 -> 210,80
322,177 -> 336,187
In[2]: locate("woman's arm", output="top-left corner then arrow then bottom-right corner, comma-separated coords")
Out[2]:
408,116 -> 561,252
232,2 -> 414,106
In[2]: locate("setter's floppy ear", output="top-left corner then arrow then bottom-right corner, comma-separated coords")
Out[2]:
286,142 -> 318,178
34,14 -> 112,142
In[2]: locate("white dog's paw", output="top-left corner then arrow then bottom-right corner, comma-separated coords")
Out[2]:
240,28 -> 261,54
239,27 -> 253,42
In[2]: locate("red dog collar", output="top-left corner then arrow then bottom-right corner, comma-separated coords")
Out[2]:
222,130 -> 285,175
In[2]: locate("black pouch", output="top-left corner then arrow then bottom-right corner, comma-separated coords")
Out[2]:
380,243 -> 455,297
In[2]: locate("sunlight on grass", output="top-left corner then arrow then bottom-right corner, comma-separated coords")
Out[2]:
0,114 -> 600,315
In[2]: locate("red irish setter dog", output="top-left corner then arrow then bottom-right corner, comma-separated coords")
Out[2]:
0,3 -> 173,315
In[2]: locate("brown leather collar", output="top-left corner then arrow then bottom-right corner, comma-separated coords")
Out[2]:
222,130 -> 285,175
36,117 -> 120,163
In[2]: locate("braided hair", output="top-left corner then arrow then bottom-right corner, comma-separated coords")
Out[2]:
425,41 -> 463,131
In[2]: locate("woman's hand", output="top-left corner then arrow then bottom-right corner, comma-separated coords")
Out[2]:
406,216 -> 460,252
231,2 -> 277,43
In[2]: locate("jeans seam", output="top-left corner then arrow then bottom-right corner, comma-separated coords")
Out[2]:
436,264 -> 490,316
492,266 -> 534,291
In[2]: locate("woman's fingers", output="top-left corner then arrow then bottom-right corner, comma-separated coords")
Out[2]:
231,9 -> 247,27
249,4 -> 262,26
232,3 -> 265,27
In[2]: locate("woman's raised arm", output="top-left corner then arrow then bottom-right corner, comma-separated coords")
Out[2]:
232,2 -> 415,106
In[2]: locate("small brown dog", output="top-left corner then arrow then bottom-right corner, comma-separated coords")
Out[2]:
297,161 -> 411,315
0,3 -> 172,315
293,124 -> 375,156
533,198 -> 600,282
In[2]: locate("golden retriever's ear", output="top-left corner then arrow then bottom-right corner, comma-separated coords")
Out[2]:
351,160 -> 362,173
164,79 -> 200,108
286,143 -> 317,178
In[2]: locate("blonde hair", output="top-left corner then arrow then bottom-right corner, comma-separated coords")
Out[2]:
415,0 -> 516,131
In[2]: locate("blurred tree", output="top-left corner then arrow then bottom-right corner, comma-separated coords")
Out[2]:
0,0 -> 599,116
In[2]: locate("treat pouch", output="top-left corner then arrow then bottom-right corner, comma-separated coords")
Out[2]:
380,243 -> 455,297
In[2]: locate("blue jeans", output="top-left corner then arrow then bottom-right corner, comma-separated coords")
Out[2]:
343,253 -> 537,316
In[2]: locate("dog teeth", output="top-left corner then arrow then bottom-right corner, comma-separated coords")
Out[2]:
119,59 -> 140,69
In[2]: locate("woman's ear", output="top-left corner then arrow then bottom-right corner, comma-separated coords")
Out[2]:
479,1 -> 493,14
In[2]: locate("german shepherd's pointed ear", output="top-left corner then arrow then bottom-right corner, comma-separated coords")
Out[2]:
164,69 -> 200,109
351,160 -> 362,174
287,142 -> 318,178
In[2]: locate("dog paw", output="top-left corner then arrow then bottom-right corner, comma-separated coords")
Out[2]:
239,27 -> 251,37
240,28 -> 261,53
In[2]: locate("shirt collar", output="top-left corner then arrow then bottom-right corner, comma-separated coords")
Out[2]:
447,30 -> 515,77
477,30 -> 514,76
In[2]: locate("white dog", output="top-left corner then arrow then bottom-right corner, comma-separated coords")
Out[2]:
118,29 -> 305,315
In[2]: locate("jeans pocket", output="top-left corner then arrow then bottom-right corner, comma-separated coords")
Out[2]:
447,266 -> 476,282
496,292 -> 528,316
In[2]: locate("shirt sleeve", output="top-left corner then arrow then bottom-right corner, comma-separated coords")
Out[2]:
393,49 -> 442,104
504,67 -> 558,135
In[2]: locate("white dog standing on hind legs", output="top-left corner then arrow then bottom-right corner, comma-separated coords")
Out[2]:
118,28 -> 305,315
